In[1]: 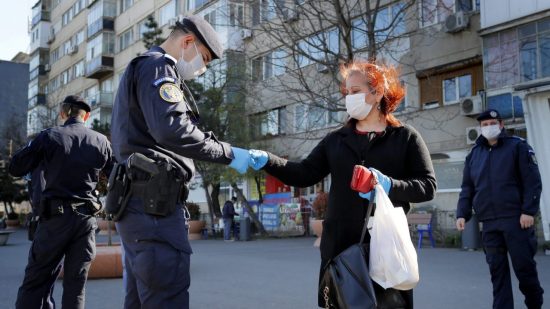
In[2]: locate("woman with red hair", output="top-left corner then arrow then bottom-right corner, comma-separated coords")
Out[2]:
250,60 -> 437,308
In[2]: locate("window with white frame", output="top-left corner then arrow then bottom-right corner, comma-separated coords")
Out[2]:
420,0 -> 454,27
203,10 -> 217,30
229,2 -> 244,27
119,28 -> 133,51
186,0 -> 209,11
442,74 -> 471,104
251,0 -> 284,26
159,0 -> 175,26
294,101 -> 339,132
250,107 -> 286,138
263,49 -> 287,79
296,28 -> 339,68
62,7 -> 74,26
73,60 -> 85,78
138,18 -> 149,39
483,17 -> 550,89
75,28 -> 86,45
63,40 -> 72,55
120,0 -> 134,13
73,0 -> 85,16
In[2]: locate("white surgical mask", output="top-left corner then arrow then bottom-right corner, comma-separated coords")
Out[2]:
345,93 -> 372,120
480,124 -> 501,140
176,42 -> 207,80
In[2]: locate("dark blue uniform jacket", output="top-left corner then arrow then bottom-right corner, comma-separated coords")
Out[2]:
9,117 -> 113,203
110,46 -> 233,182
457,130 -> 542,222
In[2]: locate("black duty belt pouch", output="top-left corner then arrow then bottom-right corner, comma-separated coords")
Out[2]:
126,153 -> 184,217
105,162 -> 132,221
28,215 -> 39,241
319,193 -> 377,309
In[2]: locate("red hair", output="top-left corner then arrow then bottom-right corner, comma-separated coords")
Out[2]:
339,60 -> 405,127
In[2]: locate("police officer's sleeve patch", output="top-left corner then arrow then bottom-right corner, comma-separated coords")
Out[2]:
159,83 -> 183,104
529,150 -> 538,165
153,76 -> 177,87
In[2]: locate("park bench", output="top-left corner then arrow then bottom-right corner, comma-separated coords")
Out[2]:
406,213 -> 435,250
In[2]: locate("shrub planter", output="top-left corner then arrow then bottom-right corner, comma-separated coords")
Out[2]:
6,219 -> 20,229
188,220 -> 206,240
311,219 -> 324,248
60,243 -> 123,279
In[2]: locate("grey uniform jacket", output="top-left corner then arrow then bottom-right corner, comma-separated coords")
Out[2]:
111,46 -> 234,182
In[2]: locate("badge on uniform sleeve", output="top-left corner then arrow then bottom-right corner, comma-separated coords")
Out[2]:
159,83 -> 183,104
529,150 -> 538,165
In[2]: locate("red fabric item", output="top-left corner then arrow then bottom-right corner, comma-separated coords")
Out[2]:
350,165 -> 377,193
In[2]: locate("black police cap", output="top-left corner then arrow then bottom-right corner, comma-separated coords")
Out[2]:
175,15 -> 224,60
476,109 -> 501,121
62,95 -> 91,113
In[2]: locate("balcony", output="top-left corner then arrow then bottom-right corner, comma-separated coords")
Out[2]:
28,94 -> 47,108
87,18 -> 114,38
29,65 -> 48,80
86,56 -> 114,79
88,92 -> 114,109
31,11 -> 50,27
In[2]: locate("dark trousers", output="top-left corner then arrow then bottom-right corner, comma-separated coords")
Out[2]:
482,217 -> 544,309
15,208 -> 97,309
117,198 -> 191,309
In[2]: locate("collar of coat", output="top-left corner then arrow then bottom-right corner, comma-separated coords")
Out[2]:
335,124 -> 404,159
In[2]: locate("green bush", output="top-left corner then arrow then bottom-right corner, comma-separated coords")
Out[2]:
444,233 -> 461,248
186,202 -> 201,221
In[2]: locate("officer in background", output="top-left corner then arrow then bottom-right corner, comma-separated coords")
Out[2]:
110,15 -> 251,308
222,196 -> 237,241
9,95 -> 113,309
456,109 -> 544,309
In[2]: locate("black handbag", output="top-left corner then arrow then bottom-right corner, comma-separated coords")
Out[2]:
319,193 -> 377,309
319,190 -> 406,309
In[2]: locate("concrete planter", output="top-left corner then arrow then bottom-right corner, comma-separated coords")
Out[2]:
311,219 -> 324,248
0,231 -> 14,246
6,219 -> 20,228
96,218 -> 117,235
188,220 -> 206,240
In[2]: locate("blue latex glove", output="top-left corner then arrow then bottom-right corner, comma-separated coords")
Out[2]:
249,149 -> 268,170
229,147 -> 250,174
358,168 -> 391,201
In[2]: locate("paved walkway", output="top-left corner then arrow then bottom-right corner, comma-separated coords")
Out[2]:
1,229 -> 549,308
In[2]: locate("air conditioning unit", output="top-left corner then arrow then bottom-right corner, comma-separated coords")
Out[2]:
44,64 -> 51,72
68,45 -> 78,54
444,11 -> 470,33
466,126 -> 480,145
460,95 -> 483,116
240,29 -> 253,40
282,7 -> 299,23
316,63 -> 329,73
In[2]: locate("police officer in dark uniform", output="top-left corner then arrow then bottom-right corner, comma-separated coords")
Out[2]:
109,15 -> 251,308
456,109 -> 544,309
9,95 -> 113,309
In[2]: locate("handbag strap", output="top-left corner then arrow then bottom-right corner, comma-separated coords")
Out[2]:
359,188 -> 376,244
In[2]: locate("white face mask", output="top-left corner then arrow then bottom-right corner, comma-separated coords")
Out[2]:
345,93 -> 372,120
176,42 -> 207,80
480,124 -> 501,140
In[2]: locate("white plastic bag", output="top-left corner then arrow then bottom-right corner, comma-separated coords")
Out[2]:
369,184 -> 419,290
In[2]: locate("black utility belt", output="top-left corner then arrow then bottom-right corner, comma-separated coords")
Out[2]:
105,153 -> 188,221
42,199 -> 96,217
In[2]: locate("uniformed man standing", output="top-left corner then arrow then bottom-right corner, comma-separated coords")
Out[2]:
456,109 -> 544,309
109,15 -> 251,308
9,95 -> 113,309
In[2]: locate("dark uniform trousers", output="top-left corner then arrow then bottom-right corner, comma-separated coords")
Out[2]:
116,197 -> 191,309
482,217 -> 544,309
16,206 -> 97,309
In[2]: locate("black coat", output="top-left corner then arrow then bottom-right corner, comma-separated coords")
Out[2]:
263,124 -> 436,304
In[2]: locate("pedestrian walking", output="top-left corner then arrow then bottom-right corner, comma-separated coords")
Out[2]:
222,196 -> 237,241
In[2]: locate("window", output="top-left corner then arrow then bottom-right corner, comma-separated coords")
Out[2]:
251,0 -> 284,26
483,17 -> 550,89
229,2 -> 244,27
73,0 -> 86,16
293,101 -> 338,132
86,33 -> 115,61
63,40 -> 73,55
420,0 -> 454,27
203,10 -> 217,30
61,69 -> 71,85
138,18 -> 149,39
250,107 -> 286,138
443,74 -> 471,104
75,29 -> 86,45
120,0 -> 134,13
73,60 -> 85,78
419,64 -> 482,108
251,56 -> 263,81
159,0 -> 175,26
186,0 -> 209,11
394,81 -> 408,113
262,49 -> 287,79
294,104 -> 307,132
62,7 -> 74,26
119,28 -> 134,51
296,28 -> 339,68
352,18 -> 367,50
